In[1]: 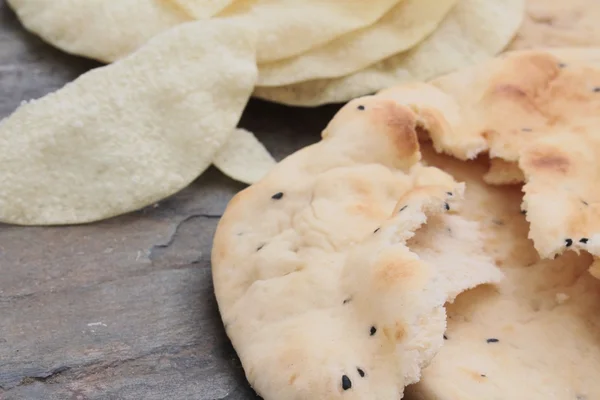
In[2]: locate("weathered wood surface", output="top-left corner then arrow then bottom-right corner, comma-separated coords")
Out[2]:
0,2 -> 340,398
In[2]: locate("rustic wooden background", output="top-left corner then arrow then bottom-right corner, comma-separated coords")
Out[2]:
0,2 -> 342,398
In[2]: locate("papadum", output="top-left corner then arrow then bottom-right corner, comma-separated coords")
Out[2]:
213,128 -> 276,185
6,0 -> 192,63
0,19 -> 258,225
212,96 -> 501,399
253,0 -> 524,106
256,0 -> 456,87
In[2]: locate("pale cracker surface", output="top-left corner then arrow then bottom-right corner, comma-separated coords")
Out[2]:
6,0 -> 192,63
256,0 -> 456,87
0,19 -> 258,225
213,128 -> 276,185
253,0 -> 524,106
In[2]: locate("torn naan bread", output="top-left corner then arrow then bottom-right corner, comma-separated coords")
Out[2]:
405,143 -> 600,400
212,96 -> 501,399
379,49 -> 600,267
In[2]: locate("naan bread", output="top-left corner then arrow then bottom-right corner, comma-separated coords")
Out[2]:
405,143 -> 600,400
507,0 -> 600,51
212,96 -> 501,399
0,19 -> 258,225
256,0 -> 456,86
379,49 -> 600,265
253,0 -> 524,106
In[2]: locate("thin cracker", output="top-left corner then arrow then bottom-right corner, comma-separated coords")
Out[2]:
0,19 -> 258,225
6,0 -> 193,63
253,0 -> 524,106
256,0 -> 456,87
213,128 -> 276,185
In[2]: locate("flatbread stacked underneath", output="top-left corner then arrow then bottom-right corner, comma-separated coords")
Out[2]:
212,96 -> 501,399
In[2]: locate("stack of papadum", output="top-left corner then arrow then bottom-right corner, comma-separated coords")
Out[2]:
4,0 -> 600,399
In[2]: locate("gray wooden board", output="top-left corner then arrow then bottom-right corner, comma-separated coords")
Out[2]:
0,2 -> 342,399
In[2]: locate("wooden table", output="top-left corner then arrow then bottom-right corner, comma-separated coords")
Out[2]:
0,2 -> 340,398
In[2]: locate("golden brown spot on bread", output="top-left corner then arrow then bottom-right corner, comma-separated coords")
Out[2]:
394,321 -> 406,341
493,83 -> 528,98
374,255 -> 425,291
527,150 -> 571,174
378,102 -> 419,160
460,367 -> 487,382
288,373 -> 298,385
346,203 -> 387,220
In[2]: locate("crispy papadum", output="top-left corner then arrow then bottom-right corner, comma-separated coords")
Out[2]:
256,0 -> 456,87
0,19 -> 257,225
253,0 -> 524,106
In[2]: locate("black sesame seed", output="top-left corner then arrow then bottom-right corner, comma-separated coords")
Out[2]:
444,202 -> 450,211
565,238 -> 573,247
447,192 -> 453,196
594,87 -> 600,93
271,192 -> 284,200
486,338 -> 499,343
520,209 -> 527,215
374,228 -> 380,233
521,128 -> 532,132
443,334 -> 448,340
582,200 -> 589,206
481,374 -> 487,378
357,368 -> 365,377
341,375 -> 352,390
256,244 -> 265,251
343,297 -> 352,304
357,105 -> 365,110
558,62 -> 567,68
399,205 -> 408,212
580,238 -> 589,244
370,326 -> 377,336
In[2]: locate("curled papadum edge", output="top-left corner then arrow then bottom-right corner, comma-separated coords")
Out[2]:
0,19 -> 258,226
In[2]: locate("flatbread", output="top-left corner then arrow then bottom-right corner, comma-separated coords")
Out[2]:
405,143 -> 600,400
219,0 -> 402,63
379,49 -> 600,263
6,0 -> 192,63
0,19 -> 258,225
211,96 -> 501,399
256,0 -> 456,86
253,0 -> 524,107
507,0 -> 600,51
483,158 -> 525,185
213,128 -> 276,185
